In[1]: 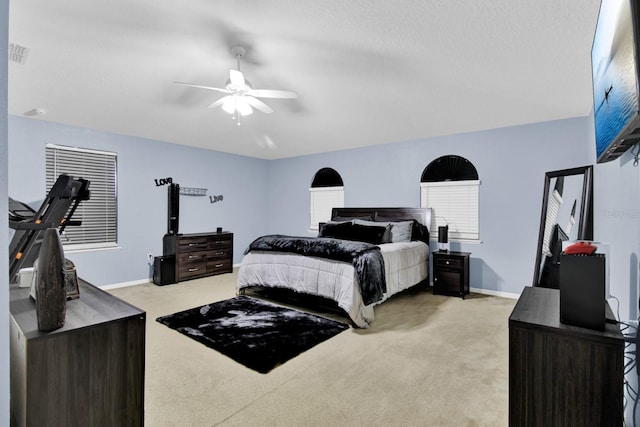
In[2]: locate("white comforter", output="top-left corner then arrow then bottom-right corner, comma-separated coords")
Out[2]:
236,241 -> 429,327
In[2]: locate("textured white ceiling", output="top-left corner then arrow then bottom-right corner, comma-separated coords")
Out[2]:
8,0 -> 601,160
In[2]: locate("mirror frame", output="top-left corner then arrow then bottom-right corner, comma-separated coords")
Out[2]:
533,165 -> 594,287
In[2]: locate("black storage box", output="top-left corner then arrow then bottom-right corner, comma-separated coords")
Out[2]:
559,253 -> 606,331
153,255 -> 176,286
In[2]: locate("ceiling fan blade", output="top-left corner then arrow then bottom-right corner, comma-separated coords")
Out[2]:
245,96 -> 274,114
229,69 -> 245,87
174,82 -> 230,94
206,96 -> 230,110
248,89 -> 298,99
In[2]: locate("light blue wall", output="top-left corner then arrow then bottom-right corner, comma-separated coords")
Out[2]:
8,116 -> 269,286
587,107 -> 640,426
268,117 -> 591,296
1,0 -> 9,423
592,128 -> 640,323
8,114 -> 593,298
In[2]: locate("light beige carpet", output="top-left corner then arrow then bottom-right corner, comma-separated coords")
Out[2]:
108,270 -> 516,427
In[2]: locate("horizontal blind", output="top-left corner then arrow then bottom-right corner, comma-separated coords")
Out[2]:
46,144 -> 117,247
421,180 -> 479,241
309,187 -> 344,230
542,189 -> 563,256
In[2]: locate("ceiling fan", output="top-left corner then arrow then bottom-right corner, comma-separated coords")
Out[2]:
174,45 -> 297,124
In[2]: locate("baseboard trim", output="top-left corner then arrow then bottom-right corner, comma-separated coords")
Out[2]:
470,287 -> 519,299
102,274 -> 520,299
101,279 -> 151,290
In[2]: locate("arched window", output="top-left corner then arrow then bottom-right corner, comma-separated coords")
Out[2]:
420,155 -> 480,241
309,168 -> 344,230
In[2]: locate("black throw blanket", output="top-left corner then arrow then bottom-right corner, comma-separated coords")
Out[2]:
245,235 -> 387,305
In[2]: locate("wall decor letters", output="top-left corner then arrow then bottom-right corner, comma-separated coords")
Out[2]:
210,195 -> 224,204
154,177 -> 173,186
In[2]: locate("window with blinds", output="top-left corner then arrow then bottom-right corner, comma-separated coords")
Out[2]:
46,144 -> 117,249
309,187 -> 344,230
420,181 -> 480,241
309,167 -> 344,230
420,155 -> 480,242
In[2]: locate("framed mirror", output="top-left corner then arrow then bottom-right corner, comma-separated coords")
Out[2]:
533,165 -> 593,288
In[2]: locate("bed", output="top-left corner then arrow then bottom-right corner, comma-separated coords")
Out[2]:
236,207 -> 432,327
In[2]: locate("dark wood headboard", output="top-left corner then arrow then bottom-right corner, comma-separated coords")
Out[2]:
331,207 -> 432,232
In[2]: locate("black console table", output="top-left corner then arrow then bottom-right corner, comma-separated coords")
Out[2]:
509,286 -> 623,426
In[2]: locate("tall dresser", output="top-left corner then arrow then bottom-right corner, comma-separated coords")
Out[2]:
163,231 -> 233,282
509,286 -> 623,426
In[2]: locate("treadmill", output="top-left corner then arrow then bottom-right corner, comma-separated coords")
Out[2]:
9,174 -> 90,283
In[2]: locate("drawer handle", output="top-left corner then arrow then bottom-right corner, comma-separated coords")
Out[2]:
188,267 -> 199,272
188,255 -> 199,259
215,264 -> 224,268
215,251 -> 224,256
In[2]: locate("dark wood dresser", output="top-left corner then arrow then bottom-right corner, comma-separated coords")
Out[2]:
164,232 -> 233,282
509,286 -> 623,426
9,279 -> 145,427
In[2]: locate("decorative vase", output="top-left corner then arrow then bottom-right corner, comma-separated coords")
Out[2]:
35,228 -> 67,331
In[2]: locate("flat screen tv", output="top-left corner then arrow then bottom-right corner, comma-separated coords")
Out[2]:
592,0 -> 640,163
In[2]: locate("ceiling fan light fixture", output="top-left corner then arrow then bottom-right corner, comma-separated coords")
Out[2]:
221,97 -> 236,115
236,96 -> 253,116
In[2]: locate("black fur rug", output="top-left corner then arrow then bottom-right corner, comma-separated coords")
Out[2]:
156,295 -> 349,374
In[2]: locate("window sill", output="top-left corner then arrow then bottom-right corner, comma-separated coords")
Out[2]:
430,239 -> 482,245
64,244 -> 121,254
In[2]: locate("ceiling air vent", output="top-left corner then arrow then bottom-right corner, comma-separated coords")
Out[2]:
8,43 -> 30,64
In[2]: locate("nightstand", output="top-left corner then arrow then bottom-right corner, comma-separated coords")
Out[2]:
433,250 -> 470,299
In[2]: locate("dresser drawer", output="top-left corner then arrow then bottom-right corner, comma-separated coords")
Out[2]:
207,247 -> 231,260
208,238 -> 232,250
207,259 -> 232,274
178,259 -> 207,280
177,237 -> 209,253
177,250 -> 210,263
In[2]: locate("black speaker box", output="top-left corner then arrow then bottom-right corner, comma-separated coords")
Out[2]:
153,255 -> 176,286
167,183 -> 179,235
559,254 -> 606,331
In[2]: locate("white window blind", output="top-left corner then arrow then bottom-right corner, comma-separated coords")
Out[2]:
46,144 -> 117,249
421,180 -> 480,241
309,186 -> 344,230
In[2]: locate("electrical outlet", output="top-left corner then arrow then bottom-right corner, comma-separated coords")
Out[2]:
147,253 -> 154,264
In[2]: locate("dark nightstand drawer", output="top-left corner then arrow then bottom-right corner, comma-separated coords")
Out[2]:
435,257 -> 462,269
